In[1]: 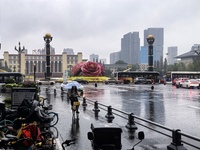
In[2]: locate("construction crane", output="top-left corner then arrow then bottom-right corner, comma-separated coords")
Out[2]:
123,64 -> 132,72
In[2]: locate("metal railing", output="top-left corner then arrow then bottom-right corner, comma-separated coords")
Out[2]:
81,97 -> 200,150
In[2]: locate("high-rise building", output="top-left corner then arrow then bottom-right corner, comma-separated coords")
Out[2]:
144,28 -> 164,62
167,46 -> 177,65
100,59 -> 106,64
140,46 -> 157,64
110,51 -> 120,64
121,32 -> 140,65
90,54 -> 99,62
63,48 -> 74,55
140,46 -> 148,64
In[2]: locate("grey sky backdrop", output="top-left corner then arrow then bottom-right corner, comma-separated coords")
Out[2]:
0,0 -> 200,63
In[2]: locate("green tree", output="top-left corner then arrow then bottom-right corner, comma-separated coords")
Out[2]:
0,61 -> 12,72
104,68 -> 112,77
187,62 -> 195,71
191,55 -> 200,71
177,62 -> 186,71
159,56 -> 163,75
131,64 -> 137,71
115,60 -> 127,64
163,58 -> 167,75
156,60 -> 159,72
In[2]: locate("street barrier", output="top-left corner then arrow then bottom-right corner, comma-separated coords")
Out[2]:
81,97 -> 200,150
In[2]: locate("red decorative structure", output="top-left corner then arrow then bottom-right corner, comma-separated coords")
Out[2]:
72,61 -> 104,76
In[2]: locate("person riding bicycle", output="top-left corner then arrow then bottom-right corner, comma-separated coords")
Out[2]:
69,86 -> 80,113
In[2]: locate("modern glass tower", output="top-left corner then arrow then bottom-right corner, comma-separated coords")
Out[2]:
167,46 -> 177,65
121,32 -> 140,65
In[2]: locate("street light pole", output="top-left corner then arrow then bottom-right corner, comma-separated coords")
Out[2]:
15,42 -> 25,72
147,35 -> 155,71
43,33 -> 53,80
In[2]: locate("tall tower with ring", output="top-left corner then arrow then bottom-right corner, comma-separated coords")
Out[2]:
147,35 -> 155,71
43,33 -> 53,80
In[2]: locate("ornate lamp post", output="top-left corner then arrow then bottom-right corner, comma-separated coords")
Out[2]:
15,42 -> 25,72
43,33 -> 53,80
147,35 -> 155,71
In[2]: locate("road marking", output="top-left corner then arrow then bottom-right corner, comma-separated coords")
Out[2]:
188,105 -> 200,110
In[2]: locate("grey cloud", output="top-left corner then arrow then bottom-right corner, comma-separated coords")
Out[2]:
0,0 -> 200,61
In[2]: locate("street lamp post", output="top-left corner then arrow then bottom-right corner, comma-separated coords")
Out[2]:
15,42 -> 25,72
147,35 -> 155,71
43,33 -> 53,80
33,64 -> 36,82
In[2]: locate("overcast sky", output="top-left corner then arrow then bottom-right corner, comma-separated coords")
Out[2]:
0,0 -> 200,63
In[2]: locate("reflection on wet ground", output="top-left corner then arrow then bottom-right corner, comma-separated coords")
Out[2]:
1,83 -> 200,149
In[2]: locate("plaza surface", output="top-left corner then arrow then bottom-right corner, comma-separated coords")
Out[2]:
1,83 -> 199,149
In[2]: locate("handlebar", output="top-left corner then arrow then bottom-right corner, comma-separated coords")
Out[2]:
62,138 -> 75,150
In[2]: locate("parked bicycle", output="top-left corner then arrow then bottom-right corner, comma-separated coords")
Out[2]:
62,138 -> 75,150
0,119 -> 55,150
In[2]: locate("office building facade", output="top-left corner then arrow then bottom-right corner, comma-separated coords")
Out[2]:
167,46 -> 177,65
90,54 -> 99,62
63,48 -> 74,55
110,51 -> 120,64
3,51 -> 83,78
121,32 -> 140,65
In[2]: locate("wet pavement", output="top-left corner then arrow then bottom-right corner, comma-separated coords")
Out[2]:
1,83 -> 200,149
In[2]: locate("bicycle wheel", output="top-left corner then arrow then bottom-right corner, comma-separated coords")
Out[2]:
48,126 -> 59,138
0,119 -> 14,134
72,109 -> 75,118
48,112 -> 59,127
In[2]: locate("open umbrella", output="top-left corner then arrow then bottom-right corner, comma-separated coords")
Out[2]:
63,81 -> 84,91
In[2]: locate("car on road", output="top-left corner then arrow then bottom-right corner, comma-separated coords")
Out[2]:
175,78 -> 189,88
182,79 -> 199,89
104,78 -> 122,84
73,78 -> 89,84
37,79 -> 55,85
172,78 -> 178,85
159,78 -> 166,84
134,77 -> 152,84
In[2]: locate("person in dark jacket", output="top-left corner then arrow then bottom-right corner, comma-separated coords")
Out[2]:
69,86 -> 79,112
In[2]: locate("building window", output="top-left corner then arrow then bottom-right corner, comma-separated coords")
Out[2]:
55,61 -> 57,72
38,62 -> 41,73
59,61 -> 62,72
42,61 -> 45,72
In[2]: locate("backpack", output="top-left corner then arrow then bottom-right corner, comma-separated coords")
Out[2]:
22,123 -> 43,147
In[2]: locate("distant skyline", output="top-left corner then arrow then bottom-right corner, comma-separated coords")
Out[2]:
0,0 -> 200,62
